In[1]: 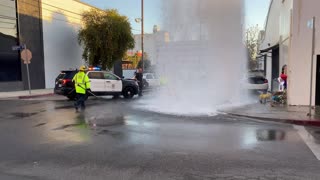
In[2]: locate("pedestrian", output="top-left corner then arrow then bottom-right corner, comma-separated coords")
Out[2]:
72,65 -> 91,112
280,65 -> 287,90
135,68 -> 143,96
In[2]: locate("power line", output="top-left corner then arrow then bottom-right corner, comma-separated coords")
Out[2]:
0,20 -> 15,25
26,0 -> 84,17
1,1 -> 137,32
0,15 -> 16,20
0,26 -> 15,29
18,1 -> 83,21
0,3 -> 15,10
42,15 -> 81,25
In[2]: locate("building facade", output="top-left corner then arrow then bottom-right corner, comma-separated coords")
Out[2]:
259,0 -> 292,92
259,0 -> 320,106
0,0 -> 100,91
130,27 -> 170,66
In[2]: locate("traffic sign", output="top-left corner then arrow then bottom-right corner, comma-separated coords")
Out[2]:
21,49 -> 32,64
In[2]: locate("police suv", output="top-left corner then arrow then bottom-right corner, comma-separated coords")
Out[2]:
54,67 -> 139,100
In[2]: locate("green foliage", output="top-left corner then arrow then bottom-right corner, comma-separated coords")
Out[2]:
245,24 -> 261,70
123,51 -> 140,68
245,24 -> 260,61
78,9 -> 135,69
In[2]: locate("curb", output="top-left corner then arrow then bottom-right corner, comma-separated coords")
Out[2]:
19,93 -> 54,99
219,111 -> 320,127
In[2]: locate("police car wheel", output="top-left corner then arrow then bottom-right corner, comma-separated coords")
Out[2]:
123,87 -> 134,99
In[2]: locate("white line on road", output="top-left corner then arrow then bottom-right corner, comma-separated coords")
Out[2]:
294,125 -> 320,160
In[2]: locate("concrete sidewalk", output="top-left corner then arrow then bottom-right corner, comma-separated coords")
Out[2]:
0,89 -> 54,99
219,103 -> 320,127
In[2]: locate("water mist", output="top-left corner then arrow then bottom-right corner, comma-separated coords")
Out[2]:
137,0 -> 249,116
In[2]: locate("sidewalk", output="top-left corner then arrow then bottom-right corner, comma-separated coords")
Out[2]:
0,89 -> 54,99
219,103 -> 320,127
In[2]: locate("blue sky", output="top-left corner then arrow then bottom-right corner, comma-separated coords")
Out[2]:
82,0 -> 270,34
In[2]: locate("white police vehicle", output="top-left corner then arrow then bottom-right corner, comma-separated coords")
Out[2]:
54,67 -> 139,99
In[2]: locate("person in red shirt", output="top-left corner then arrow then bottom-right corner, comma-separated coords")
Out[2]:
280,65 -> 287,89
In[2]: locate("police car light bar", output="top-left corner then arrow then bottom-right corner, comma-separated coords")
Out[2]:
89,67 -> 101,71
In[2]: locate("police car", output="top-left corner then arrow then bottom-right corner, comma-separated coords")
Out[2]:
54,67 -> 139,99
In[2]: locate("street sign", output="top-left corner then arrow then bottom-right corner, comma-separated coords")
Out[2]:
307,19 -> 314,29
12,45 -> 26,51
21,49 -> 32,64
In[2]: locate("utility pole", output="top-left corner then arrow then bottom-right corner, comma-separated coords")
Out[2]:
141,0 -> 144,72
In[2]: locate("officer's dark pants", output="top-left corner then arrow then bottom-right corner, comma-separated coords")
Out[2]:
74,93 -> 87,110
138,82 -> 143,96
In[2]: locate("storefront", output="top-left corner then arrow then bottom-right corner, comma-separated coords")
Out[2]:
0,0 -> 101,91
0,0 -> 22,90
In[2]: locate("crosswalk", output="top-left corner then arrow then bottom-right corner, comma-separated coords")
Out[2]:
294,125 -> 320,160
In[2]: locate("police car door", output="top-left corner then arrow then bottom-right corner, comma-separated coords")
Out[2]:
104,72 -> 122,92
87,72 -> 105,92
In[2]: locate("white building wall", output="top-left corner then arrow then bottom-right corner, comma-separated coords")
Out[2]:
41,0 -> 96,88
279,0 -> 292,79
260,0 -> 292,91
259,0 -> 280,89
289,0 -> 320,105
132,31 -> 169,66
134,34 -> 156,64
260,0 -> 280,50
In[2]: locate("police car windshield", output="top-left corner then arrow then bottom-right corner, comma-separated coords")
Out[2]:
59,71 -> 77,79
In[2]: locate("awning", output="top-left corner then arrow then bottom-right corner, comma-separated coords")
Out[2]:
259,44 -> 279,53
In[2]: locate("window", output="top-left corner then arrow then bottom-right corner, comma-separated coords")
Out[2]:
88,72 -> 104,79
104,73 -> 119,80
64,71 -> 77,79
146,74 -> 153,79
56,73 -> 65,80
0,0 -> 17,38
0,0 -> 21,82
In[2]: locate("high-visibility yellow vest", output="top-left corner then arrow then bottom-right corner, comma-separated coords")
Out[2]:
72,71 -> 91,94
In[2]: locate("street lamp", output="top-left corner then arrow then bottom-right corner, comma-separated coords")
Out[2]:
135,0 -> 144,72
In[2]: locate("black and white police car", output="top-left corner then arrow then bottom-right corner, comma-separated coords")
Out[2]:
54,67 -> 139,100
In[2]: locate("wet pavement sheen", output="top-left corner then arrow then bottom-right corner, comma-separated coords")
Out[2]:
0,97 -> 320,179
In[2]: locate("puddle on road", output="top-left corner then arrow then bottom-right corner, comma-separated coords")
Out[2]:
97,129 -> 123,137
11,112 -> 39,118
52,124 -> 82,130
256,129 -> 286,141
54,105 -> 74,110
33,123 -> 47,127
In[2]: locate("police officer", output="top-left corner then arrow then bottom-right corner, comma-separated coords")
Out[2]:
72,66 -> 91,112
135,68 -> 143,96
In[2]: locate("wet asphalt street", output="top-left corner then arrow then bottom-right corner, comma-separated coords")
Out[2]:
1,96 -> 320,180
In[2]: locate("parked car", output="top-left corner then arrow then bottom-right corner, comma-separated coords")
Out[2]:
242,75 -> 269,92
143,73 -> 160,88
54,69 -> 139,100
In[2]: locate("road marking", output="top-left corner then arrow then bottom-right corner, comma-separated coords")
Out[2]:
294,125 -> 320,160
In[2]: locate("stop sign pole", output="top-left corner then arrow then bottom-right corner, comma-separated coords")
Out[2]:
25,44 -> 31,95
21,44 -> 31,95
